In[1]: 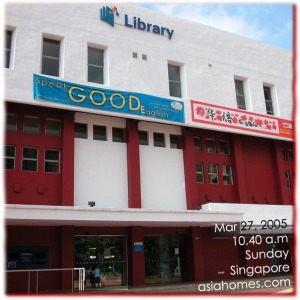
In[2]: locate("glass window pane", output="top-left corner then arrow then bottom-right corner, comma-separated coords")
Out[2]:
42,57 -> 59,77
45,161 -> 59,173
45,119 -> 61,136
263,86 -> 272,101
45,150 -> 59,160
93,125 -> 106,141
220,141 -> 230,155
169,82 -> 182,98
88,48 -> 104,66
75,123 -> 88,139
113,128 -> 125,143
193,138 -> 201,152
154,132 -> 165,147
6,114 -> 17,132
235,80 -> 244,95
88,65 -> 104,84
139,131 -> 148,145
6,158 -> 15,170
168,65 -> 180,81
43,38 -> 60,57
6,145 -> 15,157
6,30 -> 12,50
205,139 -> 216,153
5,49 -> 11,68
22,160 -> 37,171
170,135 -> 182,149
23,147 -> 38,159
24,117 -> 39,134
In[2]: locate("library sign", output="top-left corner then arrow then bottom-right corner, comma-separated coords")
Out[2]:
191,100 -> 293,141
33,74 -> 184,123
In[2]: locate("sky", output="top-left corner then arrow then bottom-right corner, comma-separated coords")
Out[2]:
136,2 -> 294,51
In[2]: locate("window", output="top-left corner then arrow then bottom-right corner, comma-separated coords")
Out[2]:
45,149 -> 60,173
139,131 -> 148,145
5,145 -> 16,170
205,139 -> 216,153
45,119 -> 61,136
263,86 -> 274,115
22,147 -> 38,171
193,137 -> 201,152
23,117 -> 39,134
88,47 -> 104,84
153,132 -> 165,147
113,127 -> 126,143
285,170 -> 291,188
170,134 -> 182,149
75,123 -> 88,139
6,114 -> 17,132
234,79 -> 246,110
168,64 -> 181,98
208,164 -> 219,184
223,166 -> 233,185
220,141 -> 230,155
42,38 -> 60,77
93,125 -> 106,141
5,30 -> 13,68
196,163 -> 204,183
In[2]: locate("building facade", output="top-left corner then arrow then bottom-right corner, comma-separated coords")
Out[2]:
4,3 -> 294,293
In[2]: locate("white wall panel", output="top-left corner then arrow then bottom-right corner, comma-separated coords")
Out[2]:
139,122 -> 187,210
74,113 -> 128,208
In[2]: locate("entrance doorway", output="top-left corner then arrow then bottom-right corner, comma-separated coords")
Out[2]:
74,236 -> 127,287
144,235 -> 186,284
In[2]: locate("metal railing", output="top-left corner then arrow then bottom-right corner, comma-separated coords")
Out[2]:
5,267 -> 85,294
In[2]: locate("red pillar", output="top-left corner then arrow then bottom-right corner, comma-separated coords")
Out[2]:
273,141 -> 291,204
61,225 -> 74,291
186,227 -> 205,281
232,135 -> 248,203
61,111 -> 74,206
182,128 -> 198,210
128,226 -> 145,286
126,119 -> 142,208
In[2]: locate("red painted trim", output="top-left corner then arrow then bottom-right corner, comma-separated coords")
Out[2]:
61,112 -> 74,206
182,128 -> 198,210
126,120 -> 142,208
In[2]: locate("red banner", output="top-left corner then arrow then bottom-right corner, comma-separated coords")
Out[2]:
191,100 -> 293,140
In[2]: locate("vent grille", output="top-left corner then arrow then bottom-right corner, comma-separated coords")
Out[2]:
142,54 -> 147,61
132,52 -> 138,59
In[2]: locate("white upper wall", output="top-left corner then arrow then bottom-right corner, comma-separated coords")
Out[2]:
5,2 -> 293,120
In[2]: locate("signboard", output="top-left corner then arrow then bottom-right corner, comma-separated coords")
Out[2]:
100,6 -> 174,40
134,242 -> 143,253
191,100 -> 293,140
33,74 -> 184,124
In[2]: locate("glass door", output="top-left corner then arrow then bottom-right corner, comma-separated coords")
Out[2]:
144,235 -> 186,284
74,236 -> 127,287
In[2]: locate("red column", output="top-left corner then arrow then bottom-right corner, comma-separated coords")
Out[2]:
186,227 -> 205,281
126,119 -> 142,208
61,225 -> 74,291
61,111 -> 74,206
182,128 -> 198,210
128,226 -> 145,286
273,141 -> 290,204
232,135 -> 248,203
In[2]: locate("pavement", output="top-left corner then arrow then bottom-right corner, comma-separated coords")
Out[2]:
80,275 -> 294,295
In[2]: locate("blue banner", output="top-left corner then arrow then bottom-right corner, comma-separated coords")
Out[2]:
33,74 -> 185,123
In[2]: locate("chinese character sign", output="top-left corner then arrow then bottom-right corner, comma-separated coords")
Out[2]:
191,100 -> 293,140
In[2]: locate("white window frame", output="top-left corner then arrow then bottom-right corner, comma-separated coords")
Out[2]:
263,83 -> 279,116
22,147 -> 38,172
45,149 -> 60,173
5,145 -> 16,170
196,162 -> 204,183
208,164 -> 219,184
222,165 -> 233,185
